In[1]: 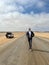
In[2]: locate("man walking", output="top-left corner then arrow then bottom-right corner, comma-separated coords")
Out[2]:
26,28 -> 34,49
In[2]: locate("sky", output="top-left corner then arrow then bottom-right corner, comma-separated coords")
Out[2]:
0,0 -> 49,31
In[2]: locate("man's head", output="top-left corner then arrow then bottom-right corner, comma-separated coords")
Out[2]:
29,28 -> 31,31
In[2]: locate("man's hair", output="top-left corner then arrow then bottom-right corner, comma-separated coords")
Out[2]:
29,28 -> 31,31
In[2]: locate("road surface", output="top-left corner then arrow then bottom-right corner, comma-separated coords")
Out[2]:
0,35 -> 49,65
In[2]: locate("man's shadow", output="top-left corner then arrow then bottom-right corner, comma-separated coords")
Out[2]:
32,49 -> 49,53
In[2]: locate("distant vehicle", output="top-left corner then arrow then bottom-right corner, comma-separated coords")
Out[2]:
5,32 -> 14,38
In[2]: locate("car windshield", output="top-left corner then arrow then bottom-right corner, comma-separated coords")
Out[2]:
7,32 -> 12,34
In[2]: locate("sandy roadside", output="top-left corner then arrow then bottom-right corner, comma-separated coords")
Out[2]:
0,32 -> 25,45
35,32 -> 49,39
0,32 -> 49,46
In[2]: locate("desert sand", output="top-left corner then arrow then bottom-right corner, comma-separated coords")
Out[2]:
0,32 -> 49,45
35,32 -> 49,39
0,32 -> 49,65
0,32 -> 25,45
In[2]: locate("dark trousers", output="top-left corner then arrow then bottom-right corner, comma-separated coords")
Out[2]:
28,38 -> 32,49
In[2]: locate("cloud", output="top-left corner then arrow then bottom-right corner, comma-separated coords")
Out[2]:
0,12 -> 49,31
0,0 -> 49,31
0,0 -> 25,13
0,0 -> 46,14
36,1 -> 45,8
14,0 -> 45,8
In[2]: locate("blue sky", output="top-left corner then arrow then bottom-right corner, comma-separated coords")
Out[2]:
0,0 -> 49,31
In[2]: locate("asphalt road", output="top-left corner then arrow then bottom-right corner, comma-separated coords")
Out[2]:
0,35 -> 49,65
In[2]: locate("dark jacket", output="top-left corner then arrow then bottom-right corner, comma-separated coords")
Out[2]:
26,31 -> 34,40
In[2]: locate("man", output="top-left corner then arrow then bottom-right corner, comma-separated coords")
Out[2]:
26,28 -> 34,49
